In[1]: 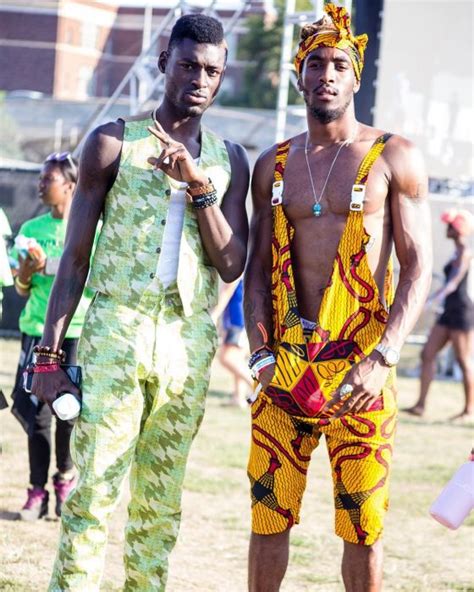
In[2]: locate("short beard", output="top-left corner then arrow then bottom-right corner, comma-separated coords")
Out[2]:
308,94 -> 352,124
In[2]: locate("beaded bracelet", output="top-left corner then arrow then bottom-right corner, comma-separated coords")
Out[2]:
248,346 -> 274,370
192,193 -> 218,210
33,345 -> 66,363
187,178 -> 216,197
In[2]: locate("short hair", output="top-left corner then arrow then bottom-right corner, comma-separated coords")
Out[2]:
168,14 -> 225,52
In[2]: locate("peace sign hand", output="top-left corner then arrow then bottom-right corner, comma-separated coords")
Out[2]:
147,120 -> 207,186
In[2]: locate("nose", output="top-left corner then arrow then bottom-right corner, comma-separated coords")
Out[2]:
191,67 -> 207,89
319,63 -> 335,85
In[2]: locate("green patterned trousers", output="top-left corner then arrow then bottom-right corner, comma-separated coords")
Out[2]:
49,290 -> 217,591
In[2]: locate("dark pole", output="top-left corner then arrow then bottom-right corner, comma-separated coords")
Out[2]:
354,0 -> 384,125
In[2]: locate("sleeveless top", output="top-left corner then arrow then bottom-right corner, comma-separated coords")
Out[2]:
264,134 -> 396,419
87,115 -> 231,316
438,259 -> 474,330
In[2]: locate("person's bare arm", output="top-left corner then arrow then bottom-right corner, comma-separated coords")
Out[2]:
32,121 -> 123,406
243,146 -> 276,389
193,140 -> 249,281
329,137 -> 432,416
431,247 -> 471,303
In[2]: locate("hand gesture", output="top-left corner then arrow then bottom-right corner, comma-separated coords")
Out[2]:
324,353 -> 390,418
147,120 -> 207,185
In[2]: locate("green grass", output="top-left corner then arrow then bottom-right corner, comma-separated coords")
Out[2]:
0,340 -> 473,591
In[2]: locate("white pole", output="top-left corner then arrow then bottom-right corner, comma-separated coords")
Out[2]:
54,118 -> 63,152
275,0 -> 296,142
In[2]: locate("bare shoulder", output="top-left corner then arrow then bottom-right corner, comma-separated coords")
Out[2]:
380,134 -> 428,198
83,120 -> 124,167
80,120 -> 124,192
224,140 -> 250,169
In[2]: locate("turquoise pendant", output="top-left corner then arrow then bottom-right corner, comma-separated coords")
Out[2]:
312,203 -> 322,217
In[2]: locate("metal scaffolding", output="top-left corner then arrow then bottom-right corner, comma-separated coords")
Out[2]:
73,0 -> 257,156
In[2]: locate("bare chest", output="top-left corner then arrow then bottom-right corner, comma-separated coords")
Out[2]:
281,145 -> 389,224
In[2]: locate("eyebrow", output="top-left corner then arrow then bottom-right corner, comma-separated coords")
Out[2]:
306,53 -> 350,64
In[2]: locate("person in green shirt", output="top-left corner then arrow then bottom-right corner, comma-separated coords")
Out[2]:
11,152 -> 92,521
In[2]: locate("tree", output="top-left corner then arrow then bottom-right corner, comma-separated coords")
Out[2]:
221,0 -> 314,109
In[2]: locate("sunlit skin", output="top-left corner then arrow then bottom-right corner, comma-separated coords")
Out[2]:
158,38 -> 227,120
245,42 -> 432,592
298,46 -> 360,125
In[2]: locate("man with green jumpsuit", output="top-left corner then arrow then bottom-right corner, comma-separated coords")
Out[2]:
31,14 -> 249,591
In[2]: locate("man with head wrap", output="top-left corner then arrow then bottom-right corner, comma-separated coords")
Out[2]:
244,4 -> 432,590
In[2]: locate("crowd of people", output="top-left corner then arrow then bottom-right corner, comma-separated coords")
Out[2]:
0,6 -> 472,592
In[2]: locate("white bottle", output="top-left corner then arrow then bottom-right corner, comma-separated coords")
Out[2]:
429,451 -> 474,530
52,393 -> 81,421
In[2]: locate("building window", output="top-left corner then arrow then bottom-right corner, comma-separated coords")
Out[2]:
78,66 -> 96,98
65,26 -> 75,45
80,22 -> 98,49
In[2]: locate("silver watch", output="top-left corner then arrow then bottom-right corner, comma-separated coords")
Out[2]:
374,344 -> 400,367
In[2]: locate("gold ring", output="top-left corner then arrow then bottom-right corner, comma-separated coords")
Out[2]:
339,384 -> 353,400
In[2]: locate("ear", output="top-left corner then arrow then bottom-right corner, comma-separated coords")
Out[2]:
158,50 -> 169,74
297,76 -> 303,93
353,79 -> 361,94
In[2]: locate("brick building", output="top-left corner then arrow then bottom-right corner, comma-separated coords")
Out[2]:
0,0 -> 273,101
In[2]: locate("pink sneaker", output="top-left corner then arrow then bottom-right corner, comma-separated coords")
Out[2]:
52,473 -> 76,517
19,487 -> 49,521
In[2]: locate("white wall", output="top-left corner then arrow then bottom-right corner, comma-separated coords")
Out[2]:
375,0 -> 473,182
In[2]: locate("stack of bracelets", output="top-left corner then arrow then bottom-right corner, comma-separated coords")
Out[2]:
187,178 -> 218,210
248,344 -> 276,381
31,345 -> 66,373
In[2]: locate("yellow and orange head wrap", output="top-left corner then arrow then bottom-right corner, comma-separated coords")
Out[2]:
294,3 -> 368,82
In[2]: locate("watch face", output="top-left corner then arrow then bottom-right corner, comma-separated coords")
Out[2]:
385,348 -> 400,366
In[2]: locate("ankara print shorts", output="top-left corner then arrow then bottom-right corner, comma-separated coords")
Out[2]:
247,387 -> 397,545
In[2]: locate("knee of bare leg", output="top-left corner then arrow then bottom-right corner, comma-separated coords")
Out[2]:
251,530 -> 290,553
421,346 -> 434,364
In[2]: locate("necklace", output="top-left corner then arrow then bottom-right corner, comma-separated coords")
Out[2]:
304,127 -> 356,217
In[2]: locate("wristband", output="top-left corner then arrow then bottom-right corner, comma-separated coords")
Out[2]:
32,363 -> 61,374
15,276 -> 31,290
191,192 -> 218,210
248,347 -> 274,370
187,178 -> 215,197
251,354 -> 276,380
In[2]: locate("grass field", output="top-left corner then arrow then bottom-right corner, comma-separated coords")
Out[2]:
0,337 -> 473,591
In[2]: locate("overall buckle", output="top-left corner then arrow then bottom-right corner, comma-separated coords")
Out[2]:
271,181 -> 284,206
350,184 -> 366,211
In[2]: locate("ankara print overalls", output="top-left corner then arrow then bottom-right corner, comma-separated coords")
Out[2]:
248,134 -> 398,545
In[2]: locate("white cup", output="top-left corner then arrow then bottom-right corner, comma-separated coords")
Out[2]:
52,393 -> 81,421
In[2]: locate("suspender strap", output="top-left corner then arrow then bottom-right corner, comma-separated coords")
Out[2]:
271,140 -> 291,206
350,133 -> 393,212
